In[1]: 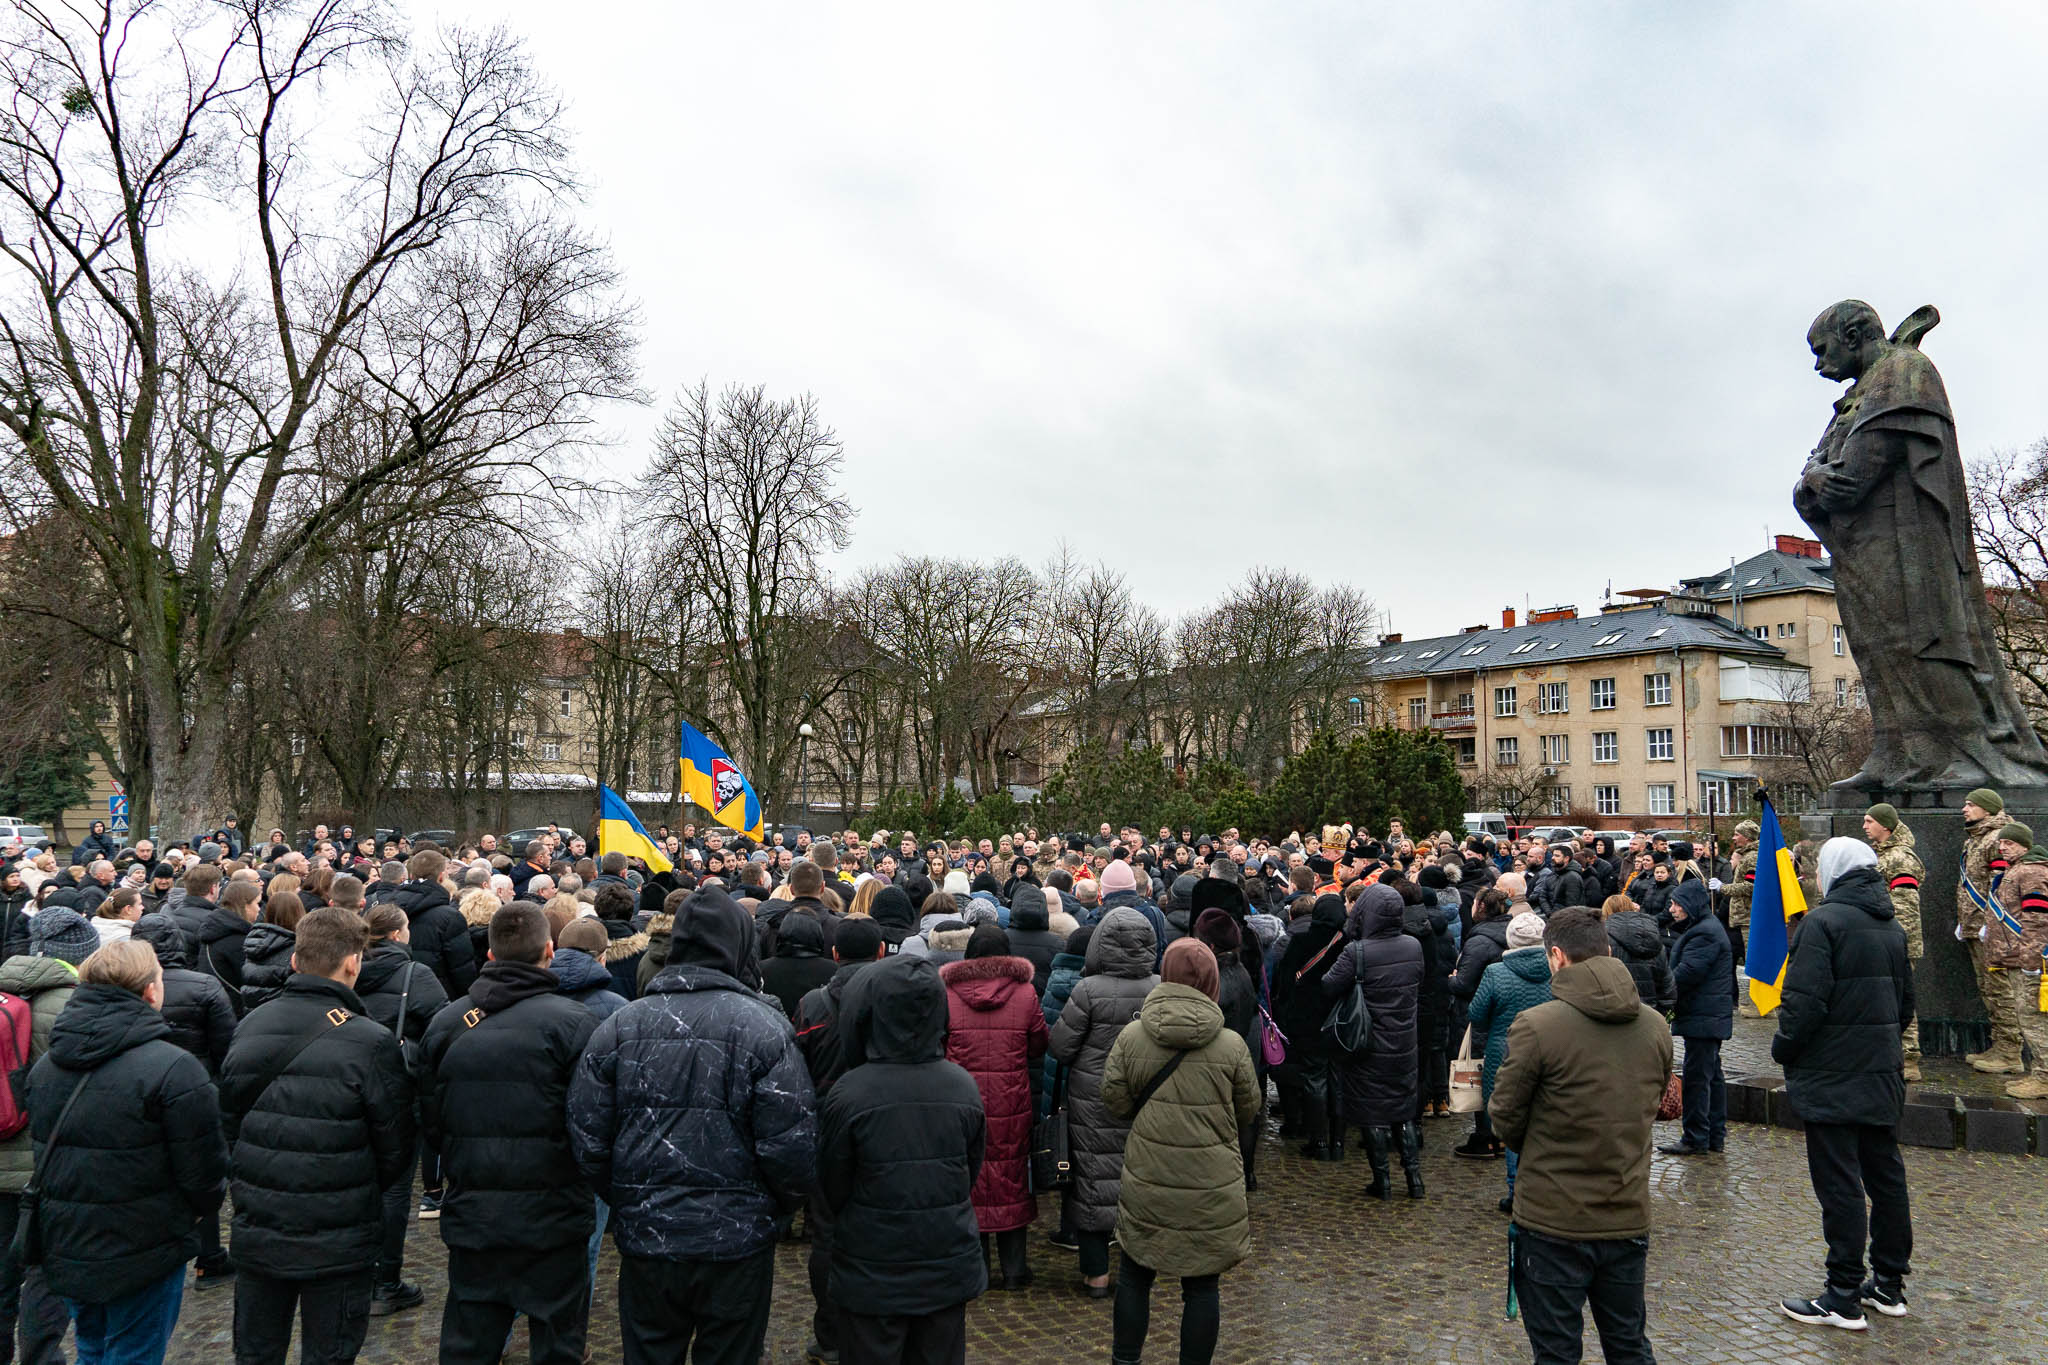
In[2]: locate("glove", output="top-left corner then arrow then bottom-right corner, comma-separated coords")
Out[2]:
1956,923 -> 1967,941
1708,878 -> 1722,891
1981,924 -> 1991,941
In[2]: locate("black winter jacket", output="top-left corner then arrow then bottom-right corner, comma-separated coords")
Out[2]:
26,984 -> 228,1302
1771,865 -> 1913,1127
218,975 -> 416,1278
1322,886 -> 1424,1125
1270,897 -> 1347,1060
1606,911 -> 1676,1014
1004,892 -> 1065,998
1669,890 -> 1735,1040
567,890 -> 816,1263
355,940 -> 451,1048
165,891 -> 215,955
760,912 -> 836,1018
551,946 -> 629,1020
192,907 -> 252,1008
1452,917 -> 1511,1003
795,959 -> 877,1098
130,913 -> 237,1075
422,960 -> 598,1251
394,880 -> 478,998
818,954 -> 986,1315
238,922 -> 297,1014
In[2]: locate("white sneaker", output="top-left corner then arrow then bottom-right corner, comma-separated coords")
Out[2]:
1781,1297 -> 1867,1331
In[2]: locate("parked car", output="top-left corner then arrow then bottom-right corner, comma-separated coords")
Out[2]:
1589,828 -> 1639,849
1525,825 -> 1589,845
0,819 -> 51,852
1462,812 -> 1509,840
410,829 -> 458,848
507,827 -> 582,855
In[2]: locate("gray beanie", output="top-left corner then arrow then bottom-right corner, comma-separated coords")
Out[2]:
31,906 -> 100,965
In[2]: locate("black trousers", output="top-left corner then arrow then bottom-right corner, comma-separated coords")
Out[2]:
1294,1054 -> 1341,1146
981,1229 -> 1028,1283
375,1140 -> 418,1285
0,1193 -> 68,1365
1111,1258 -> 1220,1365
807,1195 -> 840,1352
1804,1122 -> 1912,1309
841,1301 -> 967,1365
232,1269 -> 372,1365
1679,1036 -> 1726,1150
441,1242 -> 590,1365
1513,1230 -> 1655,1365
618,1247 -> 774,1365
1076,1229 -> 1113,1280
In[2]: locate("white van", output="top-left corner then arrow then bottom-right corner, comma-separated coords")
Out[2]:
1463,812 -> 1509,839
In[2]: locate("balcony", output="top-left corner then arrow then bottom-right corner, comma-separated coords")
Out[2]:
1428,708 -> 1476,731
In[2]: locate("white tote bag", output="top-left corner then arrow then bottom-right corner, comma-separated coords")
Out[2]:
1448,1025 -> 1485,1114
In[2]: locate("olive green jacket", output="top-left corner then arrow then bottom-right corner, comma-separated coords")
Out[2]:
0,955 -> 80,1193
1102,983 -> 1260,1277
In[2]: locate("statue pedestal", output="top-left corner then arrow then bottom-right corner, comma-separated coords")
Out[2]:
1802,785 -> 2048,1055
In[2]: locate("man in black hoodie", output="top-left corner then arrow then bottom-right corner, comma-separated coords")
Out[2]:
820,952 -> 985,1365
794,916 -> 887,1365
393,849 -> 477,998
423,902 -> 599,1365
219,908 -> 416,1365
762,910 -> 836,1017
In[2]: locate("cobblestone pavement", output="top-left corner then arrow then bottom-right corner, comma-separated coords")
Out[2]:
153,1074 -> 2047,1364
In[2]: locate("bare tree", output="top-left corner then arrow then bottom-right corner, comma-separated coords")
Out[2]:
1750,674 -> 1873,808
1970,440 -> 2048,741
0,2 -> 637,836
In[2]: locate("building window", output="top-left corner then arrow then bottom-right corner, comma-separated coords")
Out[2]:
1595,785 -> 1622,817
510,731 -> 527,756
290,735 -> 305,757
440,685 -> 455,707
1647,783 -> 1676,816
1646,727 -> 1674,762
1592,731 -> 1618,763
1496,736 -> 1520,767
1832,624 -> 1845,657
1699,777 -> 1735,814
541,740 -> 562,762
1453,737 -> 1476,765
1409,698 -> 1426,727
842,720 -> 859,744
1751,625 -> 1769,641
1453,691 -> 1474,713
1721,725 -> 1794,758
1548,786 -> 1572,817
1538,682 -> 1568,714
1644,672 -> 1672,706
1590,677 -> 1616,711
1851,681 -> 1865,708
558,688 -> 573,719
1541,734 -> 1570,765
1494,686 -> 1517,718
1347,696 -> 1365,726
1835,677 -> 1848,706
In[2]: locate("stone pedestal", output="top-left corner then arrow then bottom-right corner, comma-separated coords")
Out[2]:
1804,784 -> 2048,1055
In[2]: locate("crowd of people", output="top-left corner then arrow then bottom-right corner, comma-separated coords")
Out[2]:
0,786 -> 2016,1363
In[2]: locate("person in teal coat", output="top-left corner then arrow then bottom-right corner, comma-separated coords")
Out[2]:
1469,911 -> 1554,1207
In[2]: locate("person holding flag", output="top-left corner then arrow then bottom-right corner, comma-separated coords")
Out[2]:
1771,831 -> 1915,1332
596,786 -> 672,876
678,720 -> 765,843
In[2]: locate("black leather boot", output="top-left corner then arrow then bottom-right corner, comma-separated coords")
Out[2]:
1398,1122 -> 1425,1199
1362,1126 -> 1392,1199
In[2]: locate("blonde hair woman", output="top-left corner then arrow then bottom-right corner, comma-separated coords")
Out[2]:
848,878 -> 882,919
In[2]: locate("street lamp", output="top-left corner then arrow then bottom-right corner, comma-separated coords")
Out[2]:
797,723 -> 814,830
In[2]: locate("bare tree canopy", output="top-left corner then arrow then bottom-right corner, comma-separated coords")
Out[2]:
1971,440 -> 2048,743
0,0 -> 637,834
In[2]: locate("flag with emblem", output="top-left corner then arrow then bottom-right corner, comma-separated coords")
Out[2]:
678,719 -> 765,841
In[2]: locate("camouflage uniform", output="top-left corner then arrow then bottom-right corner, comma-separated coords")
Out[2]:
1959,812 -> 2025,1068
1987,847 -> 2048,1095
1729,822 -> 1759,1017
1872,822 -> 1925,1065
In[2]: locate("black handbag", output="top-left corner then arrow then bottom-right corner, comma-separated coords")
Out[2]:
393,963 -> 425,1079
1029,1069 -> 1073,1193
11,1071 -> 92,1268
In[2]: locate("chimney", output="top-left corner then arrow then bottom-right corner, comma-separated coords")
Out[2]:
1530,604 -> 1577,624
1464,623 -> 1486,634
1502,606 -> 1517,629
1774,534 -> 1823,560
1380,632 -> 1403,645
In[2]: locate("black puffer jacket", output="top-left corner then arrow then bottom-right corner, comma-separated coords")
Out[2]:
1004,889 -> 1065,998
164,890 -> 215,953
567,890 -> 816,1262
1668,883 -> 1735,1040
1322,885 -> 1424,1126
795,959 -> 878,1098
1045,908 -> 1158,1233
1451,916 -> 1510,1004
1271,896 -> 1347,1060
1606,910 -> 1675,1014
1771,864 -> 1912,1127
218,974 -> 416,1278
192,906 -> 252,1006
25,983 -> 228,1302
760,911 -> 836,1018
394,879 -> 478,997
238,922 -> 297,1014
818,954 -> 986,1315
355,939 -> 450,1046
130,913 -> 236,1075
422,960 -> 598,1251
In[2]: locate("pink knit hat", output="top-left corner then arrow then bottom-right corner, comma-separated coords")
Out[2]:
1099,860 -> 1137,895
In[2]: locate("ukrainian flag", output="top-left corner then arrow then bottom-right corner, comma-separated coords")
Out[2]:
1745,791 -> 1806,1015
597,783 -> 672,874
679,719 -> 765,842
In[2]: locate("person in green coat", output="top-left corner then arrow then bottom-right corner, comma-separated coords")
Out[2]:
1469,911 -> 1554,1210
1102,939 -> 1260,1365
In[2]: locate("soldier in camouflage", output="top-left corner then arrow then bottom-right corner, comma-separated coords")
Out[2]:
1729,821 -> 1760,1018
1958,788 -> 2026,1073
1863,804 -> 1924,1081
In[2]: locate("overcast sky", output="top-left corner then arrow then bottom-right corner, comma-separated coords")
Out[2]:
436,0 -> 2048,635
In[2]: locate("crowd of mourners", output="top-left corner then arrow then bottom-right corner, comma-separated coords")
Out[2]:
0,793 -> 1966,1364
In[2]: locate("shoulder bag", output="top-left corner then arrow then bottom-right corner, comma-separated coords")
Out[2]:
1128,1049 -> 1188,1120
392,964 -> 425,1080
11,1070 -> 92,1267
1028,1068 -> 1072,1194
1322,943 -> 1376,1055
1448,1025 -> 1484,1113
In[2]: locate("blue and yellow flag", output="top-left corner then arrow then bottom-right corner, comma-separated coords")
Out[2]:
1745,791 -> 1806,1014
679,719 -> 765,842
597,783 -> 672,874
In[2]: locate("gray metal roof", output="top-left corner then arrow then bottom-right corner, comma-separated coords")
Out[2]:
1362,606 -> 1784,679
1679,549 -> 1834,602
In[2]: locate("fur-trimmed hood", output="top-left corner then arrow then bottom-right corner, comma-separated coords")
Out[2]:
925,926 -> 974,955
603,928 -> 650,964
939,953 -> 1033,1009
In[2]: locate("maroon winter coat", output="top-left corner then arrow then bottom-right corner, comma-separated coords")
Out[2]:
940,955 -> 1049,1233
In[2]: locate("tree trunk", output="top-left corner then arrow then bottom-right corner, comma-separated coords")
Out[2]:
143,670 -> 229,845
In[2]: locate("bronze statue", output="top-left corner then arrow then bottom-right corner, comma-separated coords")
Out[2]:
1795,301 -> 2048,792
